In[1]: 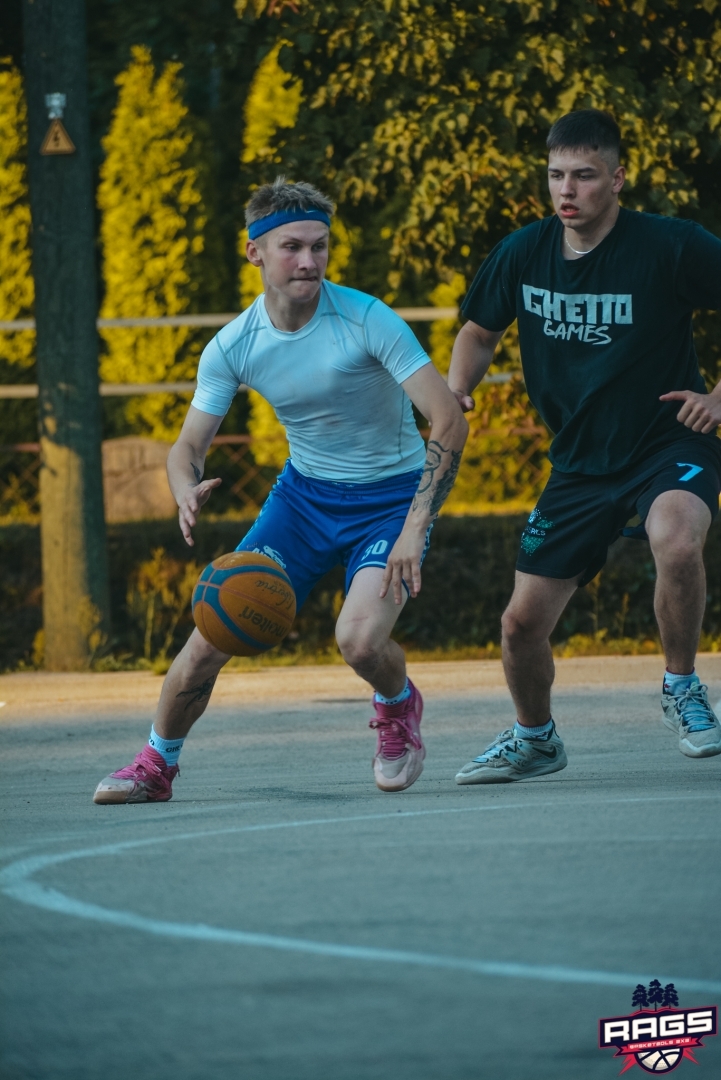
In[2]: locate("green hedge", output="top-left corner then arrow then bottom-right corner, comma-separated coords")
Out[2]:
1,515 -> 720,670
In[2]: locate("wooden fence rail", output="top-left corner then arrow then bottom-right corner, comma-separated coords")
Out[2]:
2,307 -> 459,332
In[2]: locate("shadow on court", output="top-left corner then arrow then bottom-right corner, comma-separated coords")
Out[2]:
1,658 -> 720,1080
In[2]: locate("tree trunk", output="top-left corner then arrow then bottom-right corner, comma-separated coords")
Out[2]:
22,0 -> 110,670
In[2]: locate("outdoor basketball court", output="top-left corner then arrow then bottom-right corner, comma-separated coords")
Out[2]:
1,655 -> 720,1080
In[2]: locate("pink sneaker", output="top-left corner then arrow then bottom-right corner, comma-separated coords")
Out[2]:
369,679 -> 425,792
93,745 -> 178,804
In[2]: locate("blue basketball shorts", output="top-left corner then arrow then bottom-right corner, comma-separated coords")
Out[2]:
235,461 -> 431,608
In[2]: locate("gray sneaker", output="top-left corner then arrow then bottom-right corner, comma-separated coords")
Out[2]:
661,677 -> 721,758
455,722 -> 568,785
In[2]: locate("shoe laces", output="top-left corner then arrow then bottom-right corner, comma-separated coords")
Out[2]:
673,681 -> 715,732
473,727 -> 516,763
369,713 -> 422,760
113,748 -> 178,781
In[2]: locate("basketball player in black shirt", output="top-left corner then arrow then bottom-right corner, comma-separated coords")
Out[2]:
450,109 -> 721,784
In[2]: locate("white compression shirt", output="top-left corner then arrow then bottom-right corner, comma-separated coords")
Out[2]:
192,280 -> 431,482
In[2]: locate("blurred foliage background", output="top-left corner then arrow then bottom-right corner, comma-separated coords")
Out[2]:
2,516 -> 721,672
2,0 -> 720,448
1,0 -> 721,664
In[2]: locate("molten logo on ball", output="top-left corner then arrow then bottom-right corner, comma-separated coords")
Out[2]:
192,551 -> 296,656
599,981 -> 717,1073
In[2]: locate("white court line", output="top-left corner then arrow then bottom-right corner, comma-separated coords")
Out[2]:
2,795 -> 721,994
1,792 -> 718,865
0,791 -> 715,866
0,802 -> 261,861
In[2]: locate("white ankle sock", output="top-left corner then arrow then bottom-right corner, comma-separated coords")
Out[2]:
515,718 -> 554,739
664,669 -> 696,695
374,679 -> 410,706
148,726 -> 184,766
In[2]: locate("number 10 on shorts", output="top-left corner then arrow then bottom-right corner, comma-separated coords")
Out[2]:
363,540 -> 388,560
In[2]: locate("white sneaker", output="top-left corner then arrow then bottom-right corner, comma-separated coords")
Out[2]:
661,677 -> 721,758
455,721 -> 567,785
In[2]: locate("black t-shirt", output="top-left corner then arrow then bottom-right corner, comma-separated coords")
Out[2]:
461,208 -> 721,474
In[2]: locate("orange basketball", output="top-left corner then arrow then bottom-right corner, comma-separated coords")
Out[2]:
192,551 -> 296,656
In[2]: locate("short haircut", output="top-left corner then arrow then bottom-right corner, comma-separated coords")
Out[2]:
547,109 -> 621,163
245,176 -> 335,227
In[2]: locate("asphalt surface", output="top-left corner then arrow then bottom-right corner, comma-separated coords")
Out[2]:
1,657 -> 720,1080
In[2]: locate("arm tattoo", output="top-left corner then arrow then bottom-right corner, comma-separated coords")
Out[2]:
415,442 -> 442,496
412,440 -> 462,516
190,462 -> 203,486
428,449 -> 461,514
175,676 -> 216,711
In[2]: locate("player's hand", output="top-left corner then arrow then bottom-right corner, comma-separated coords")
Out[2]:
660,390 -> 721,435
450,389 -> 475,413
178,478 -> 222,546
380,529 -> 425,605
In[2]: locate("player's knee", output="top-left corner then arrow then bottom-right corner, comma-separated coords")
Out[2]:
501,605 -> 545,647
337,637 -> 378,670
335,626 -> 380,671
648,527 -> 703,571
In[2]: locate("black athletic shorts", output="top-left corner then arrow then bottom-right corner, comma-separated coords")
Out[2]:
516,436 -> 721,586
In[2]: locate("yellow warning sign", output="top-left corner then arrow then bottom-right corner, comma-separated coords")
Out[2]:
40,119 -> 75,156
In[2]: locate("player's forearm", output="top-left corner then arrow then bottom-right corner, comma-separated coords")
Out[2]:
166,437 -> 208,505
448,322 -> 499,396
407,413 -> 468,528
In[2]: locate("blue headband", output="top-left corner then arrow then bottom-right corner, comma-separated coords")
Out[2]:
248,208 -> 331,241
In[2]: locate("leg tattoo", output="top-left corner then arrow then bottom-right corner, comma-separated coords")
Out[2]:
176,676 -> 216,711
